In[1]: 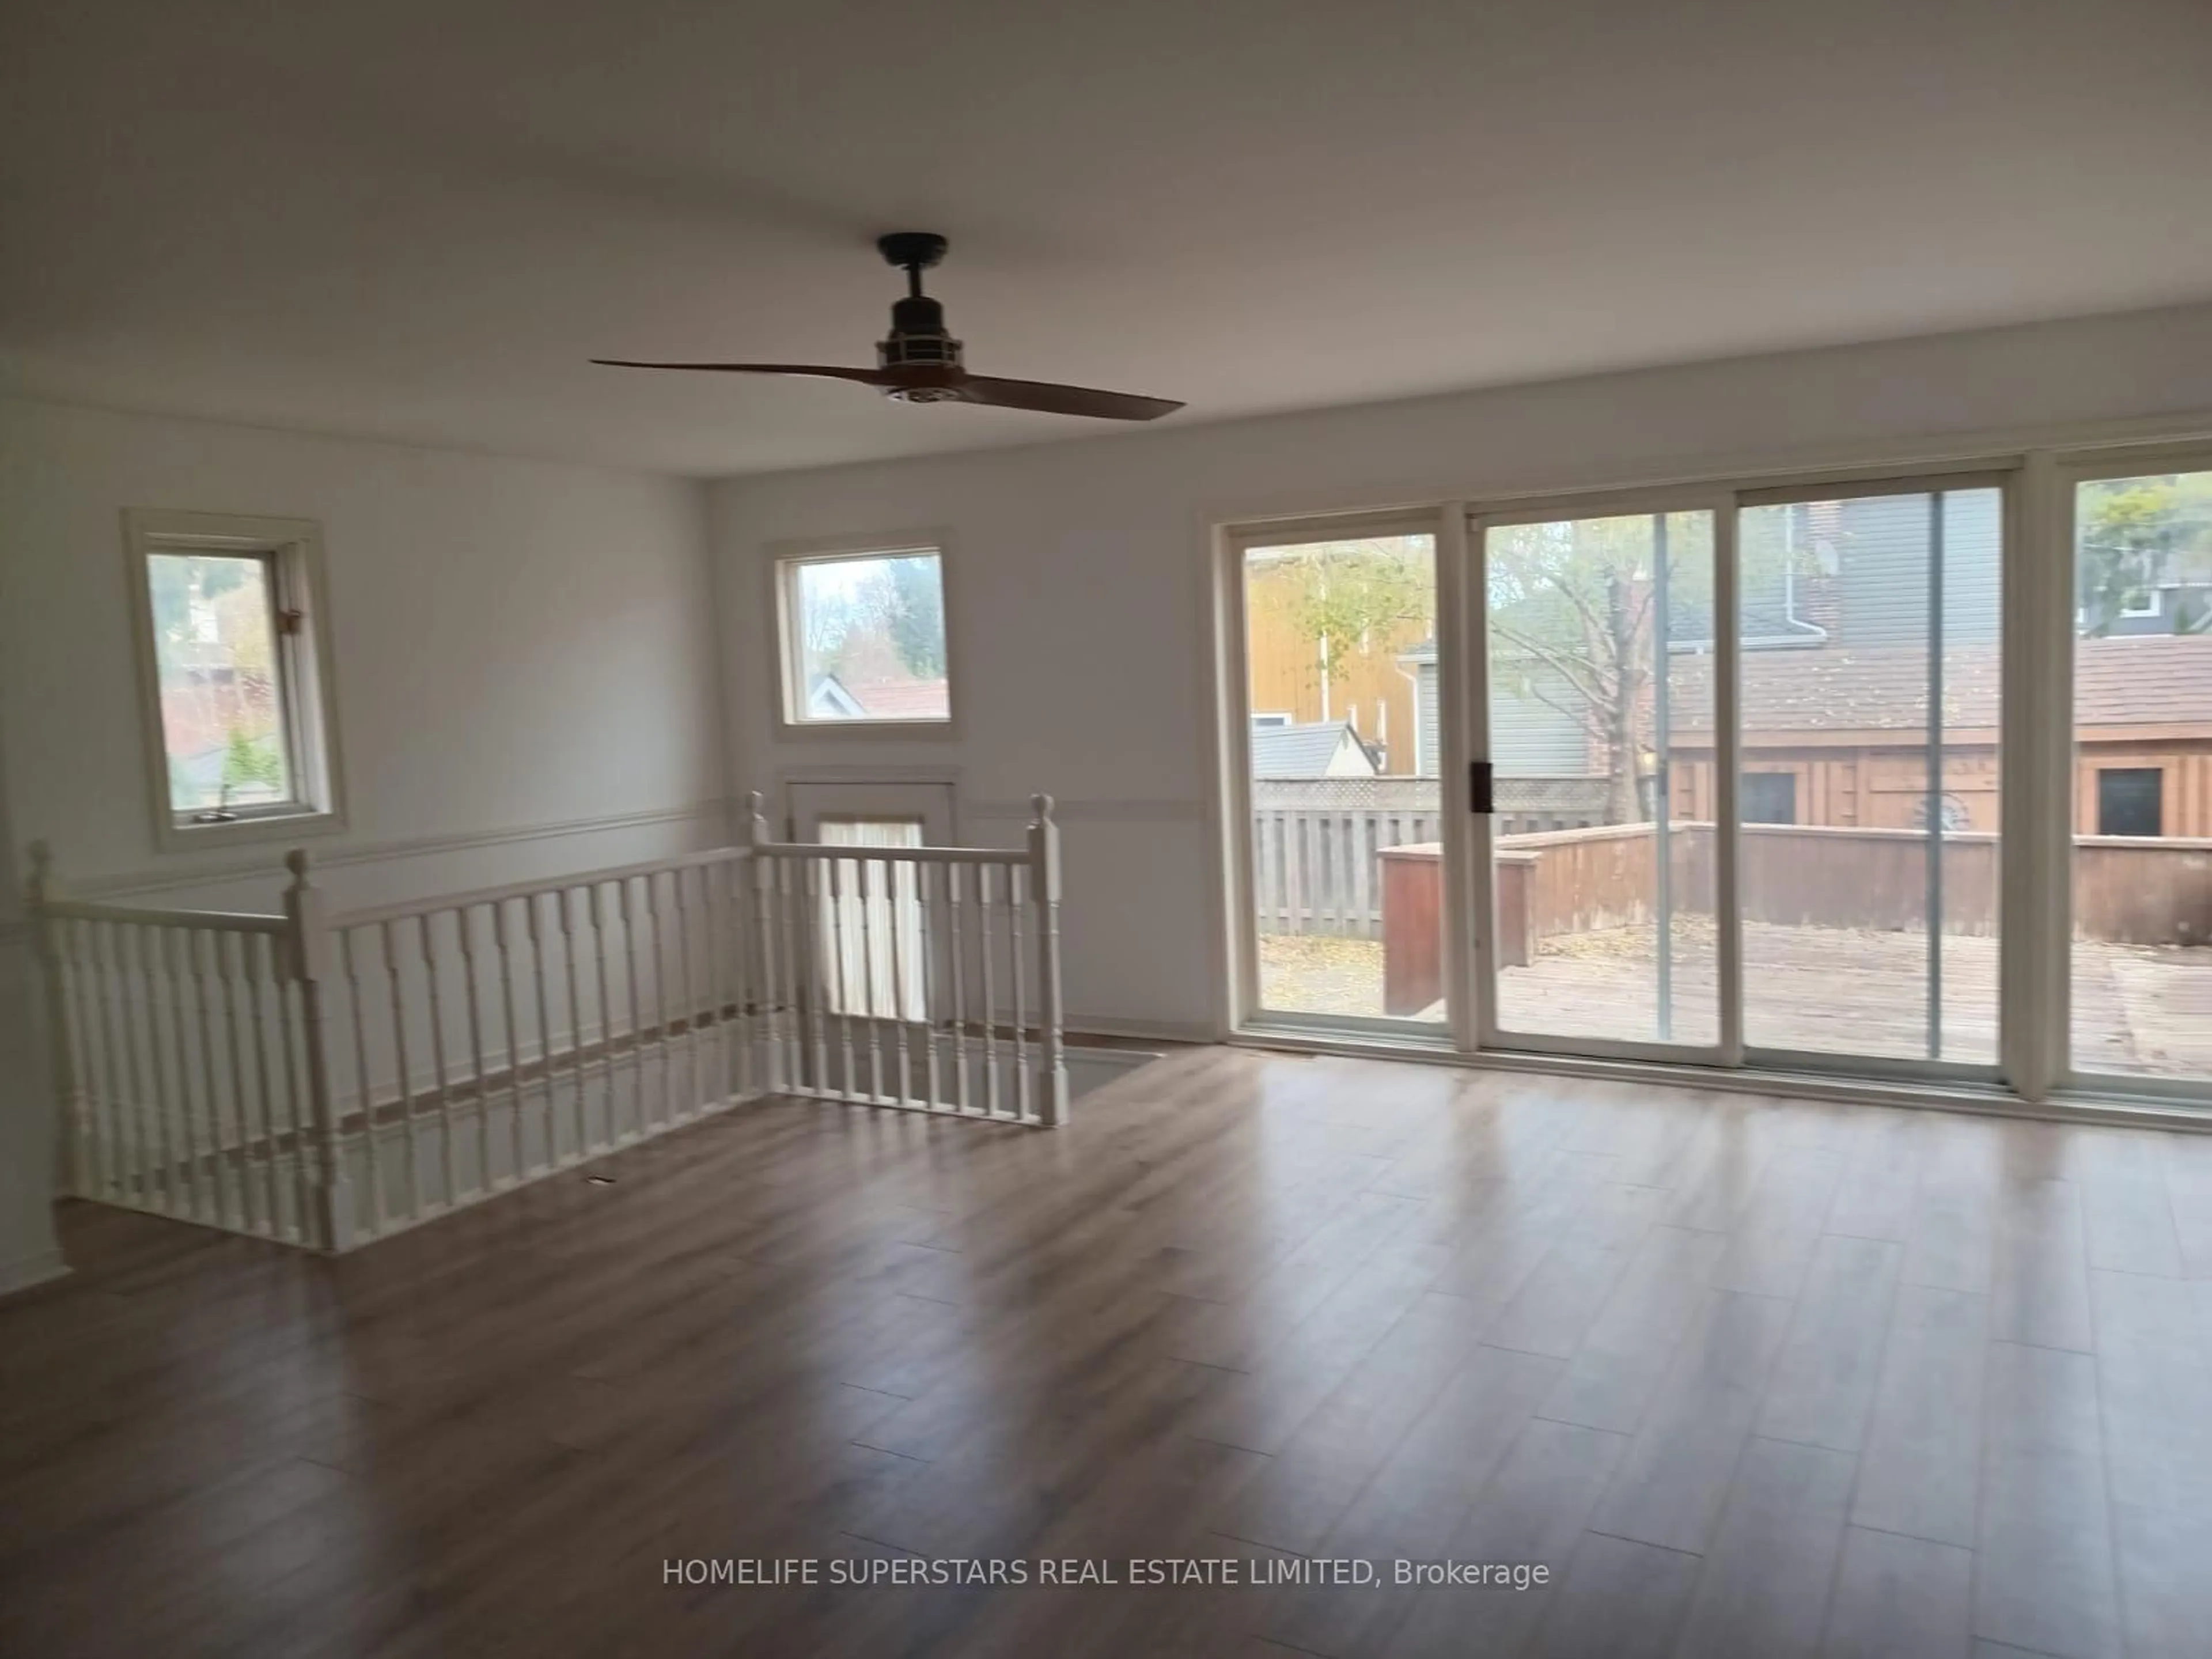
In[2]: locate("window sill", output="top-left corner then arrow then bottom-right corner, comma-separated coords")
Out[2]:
154,809 -> 344,856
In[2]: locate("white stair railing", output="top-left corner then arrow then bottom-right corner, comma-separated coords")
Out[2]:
26,796 -> 1069,1254
746,791 -> 1067,1127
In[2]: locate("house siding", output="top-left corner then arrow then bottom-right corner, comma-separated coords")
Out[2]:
1421,660 -> 1590,780
1835,489 -> 2002,650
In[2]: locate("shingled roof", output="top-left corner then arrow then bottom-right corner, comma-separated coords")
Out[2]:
1665,633 -> 2212,734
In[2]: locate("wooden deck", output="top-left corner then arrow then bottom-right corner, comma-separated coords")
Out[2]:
1264,925 -> 2212,1078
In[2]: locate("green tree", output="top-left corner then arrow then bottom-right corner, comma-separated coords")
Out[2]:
865,556 -> 947,679
1486,513 -> 1811,824
1269,537 -> 1435,714
221,726 -> 285,798
2078,475 -> 2212,635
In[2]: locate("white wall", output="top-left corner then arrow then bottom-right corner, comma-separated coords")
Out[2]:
0,399 -> 728,914
0,397 -> 728,1275
710,302 -> 2212,1038
0,660 -> 63,1291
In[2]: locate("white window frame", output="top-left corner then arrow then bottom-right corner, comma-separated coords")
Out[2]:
772,537 -> 956,735
2051,442 -> 2212,1107
1214,509 -> 1461,1047
125,509 -> 345,853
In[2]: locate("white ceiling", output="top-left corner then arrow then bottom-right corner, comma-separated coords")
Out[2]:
4,0 -> 2210,477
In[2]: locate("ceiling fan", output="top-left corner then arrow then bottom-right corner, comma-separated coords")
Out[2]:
593,232 -> 1184,422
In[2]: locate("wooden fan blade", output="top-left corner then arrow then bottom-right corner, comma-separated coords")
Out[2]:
589,360 -> 893,385
959,375 -> 1184,421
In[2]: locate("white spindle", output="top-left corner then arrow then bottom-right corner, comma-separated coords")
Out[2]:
457,902 -> 493,1195
619,876 -> 645,1140
339,928 -> 380,1237
175,928 -> 217,1224
692,865 -> 723,1111
642,871 -> 669,1130
283,851 -> 351,1251
671,868 -> 700,1120
380,919 -> 422,1222
493,897 -> 528,1181
979,864 -> 1001,1118
725,859 -> 751,1100
62,919 -> 110,1202
949,863 -> 972,1113
195,930 -> 237,1229
918,862 -> 941,1112
219,932 -> 266,1233
128,927 -> 175,1213
826,855 -> 854,1097
559,888 -> 588,1161
266,941 -> 308,1243
1030,796 -> 1069,1128
798,858 -> 824,1094
887,858 -> 912,1105
527,893 -> 558,1164
119,924 -> 157,1206
858,857 -> 883,1101
1009,864 -> 1031,1122
420,912 -> 459,1210
589,882 -> 616,1150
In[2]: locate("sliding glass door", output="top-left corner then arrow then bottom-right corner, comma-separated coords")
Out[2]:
1463,474 -> 2005,1076
1224,444 -> 2210,1109
1229,521 -> 1445,1033
1474,505 -> 1722,1058
1735,481 -> 2004,1069
2067,457 -> 2212,1088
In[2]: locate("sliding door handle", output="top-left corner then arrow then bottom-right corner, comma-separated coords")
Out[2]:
1469,760 -> 1495,815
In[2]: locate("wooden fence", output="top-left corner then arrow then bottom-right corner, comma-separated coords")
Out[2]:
1249,781 -> 1606,938
1251,807 -> 1442,938
1377,824 -> 2212,1012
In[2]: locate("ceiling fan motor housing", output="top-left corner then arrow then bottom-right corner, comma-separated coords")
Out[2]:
877,295 -> 965,399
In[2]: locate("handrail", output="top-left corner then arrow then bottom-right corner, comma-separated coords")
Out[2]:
35,897 -> 290,934
745,839 -> 1025,866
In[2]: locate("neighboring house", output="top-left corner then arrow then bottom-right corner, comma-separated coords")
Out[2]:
808,672 -> 950,720
1406,487 -> 2212,836
1241,555 -> 1428,776
1249,719 -> 1379,779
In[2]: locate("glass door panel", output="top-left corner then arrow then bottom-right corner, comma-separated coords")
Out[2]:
2069,467 -> 2212,1084
1482,509 -> 1719,1050
1240,532 -> 1443,1026
1736,487 -> 2002,1065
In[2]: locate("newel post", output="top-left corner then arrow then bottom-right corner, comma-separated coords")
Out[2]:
745,791 -> 779,1089
1027,796 -> 1068,1127
24,840 -> 92,1196
285,850 -> 355,1252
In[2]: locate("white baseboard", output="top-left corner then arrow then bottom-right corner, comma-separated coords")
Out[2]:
0,1248 -> 68,1299
1068,1015 -> 1215,1046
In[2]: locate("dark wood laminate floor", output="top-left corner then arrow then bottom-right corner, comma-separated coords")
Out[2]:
6,1048 -> 2212,1658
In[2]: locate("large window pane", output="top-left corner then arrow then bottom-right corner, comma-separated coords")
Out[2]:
1485,510 -> 1718,1048
2070,468 -> 2212,1081
146,551 -> 293,815
787,551 -> 949,722
1736,488 -> 2001,1063
1243,535 -> 1441,1022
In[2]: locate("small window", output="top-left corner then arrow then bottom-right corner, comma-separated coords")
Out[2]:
2097,768 -> 2163,838
1249,711 -> 1295,729
778,547 -> 950,725
128,510 -> 341,848
2118,586 -> 2162,619
1741,772 -> 1797,825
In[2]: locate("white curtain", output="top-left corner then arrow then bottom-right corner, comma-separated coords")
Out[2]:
818,819 -> 927,1021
